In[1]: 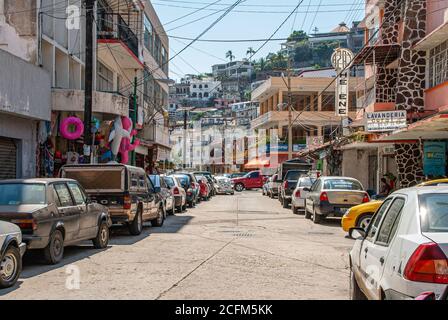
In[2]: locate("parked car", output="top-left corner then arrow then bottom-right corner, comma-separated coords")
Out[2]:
291,176 -> 316,214
196,176 -> 211,201
149,174 -> 174,216
279,169 -> 310,208
341,178 -> 448,233
262,179 -> 270,196
232,171 -> 267,192
0,220 -> 26,288
194,173 -> 214,198
267,174 -> 281,198
225,172 -> 247,179
163,175 -> 187,213
304,177 -> 369,224
171,173 -> 198,208
61,164 -> 164,236
214,176 -> 234,195
349,187 -> 448,300
0,178 -> 111,264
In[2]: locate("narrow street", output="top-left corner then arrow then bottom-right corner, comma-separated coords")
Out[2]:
0,191 -> 353,300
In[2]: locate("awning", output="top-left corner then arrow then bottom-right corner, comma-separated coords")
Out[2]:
244,158 -> 270,169
354,44 -> 401,65
414,21 -> 448,51
373,113 -> 448,142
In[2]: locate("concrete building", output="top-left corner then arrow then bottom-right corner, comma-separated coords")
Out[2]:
0,49 -> 51,179
0,0 -> 170,176
230,101 -> 259,128
189,77 -> 221,100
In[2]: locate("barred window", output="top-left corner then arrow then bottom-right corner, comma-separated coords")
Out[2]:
429,40 -> 448,88
97,61 -> 113,92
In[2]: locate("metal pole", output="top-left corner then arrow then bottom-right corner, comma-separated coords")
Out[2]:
183,109 -> 187,169
287,56 -> 293,160
131,75 -> 137,166
84,0 -> 96,164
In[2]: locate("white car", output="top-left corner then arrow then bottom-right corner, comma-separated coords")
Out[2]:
0,220 -> 26,289
291,176 -> 315,214
349,187 -> 448,300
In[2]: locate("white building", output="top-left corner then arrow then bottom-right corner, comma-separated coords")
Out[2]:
189,78 -> 221,100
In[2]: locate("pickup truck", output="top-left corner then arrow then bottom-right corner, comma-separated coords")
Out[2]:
278,169 -> 309,208
232,171 -> 268,192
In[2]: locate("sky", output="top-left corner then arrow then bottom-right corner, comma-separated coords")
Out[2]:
151,0 -> 365,81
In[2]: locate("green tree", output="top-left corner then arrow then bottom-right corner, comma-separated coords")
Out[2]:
287,30 -> 308,42
226,50 -> 235,62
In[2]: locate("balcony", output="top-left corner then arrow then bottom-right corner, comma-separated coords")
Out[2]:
52,89 -> 129,117
357,87 -> 396,112
141,124 -> 171,149
97,13 -> 143,70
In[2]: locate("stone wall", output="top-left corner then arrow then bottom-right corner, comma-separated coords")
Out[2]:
394,143 -> 425,188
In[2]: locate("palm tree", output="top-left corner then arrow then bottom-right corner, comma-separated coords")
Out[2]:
226,50 -> 235,62
246,47 -> 255,61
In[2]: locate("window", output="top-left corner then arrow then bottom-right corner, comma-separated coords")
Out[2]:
299,177 -> 316,187
419,193 -> 448,233
131,173 -> 138,188
376,198 -> 405,246
248,172 -> 260,178
68,182 -> 86,205
54,184 -> 74,207
139,176 -> 146,188
323,179 -> 363,190
366,198 -> 392,241
429,40 -> 448,88
144,15 -> 153,53
97,61 -> 113,92
0,183 -> 46,205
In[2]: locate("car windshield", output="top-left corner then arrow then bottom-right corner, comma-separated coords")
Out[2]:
0,183 -> 46,205
298,177 -> 316,187
174,175 -> 190,188
323,179 -> 363,190
419,193 -> 448,233
163,177 -> 175,188
285,171 -> 307,180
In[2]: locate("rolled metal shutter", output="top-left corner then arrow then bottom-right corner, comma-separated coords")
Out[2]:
0,138 -> 17,179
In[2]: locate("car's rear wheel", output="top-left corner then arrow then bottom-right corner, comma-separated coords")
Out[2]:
129,209 -> 143,235
44,229 -> 64,264
312,208 -> 322,224
350,270 -> 367,300
0,245 -> 21,289
235,183 -> 244,192
356,214 -> 373,230
92,220 -> 109,249
151,206 -> 164,227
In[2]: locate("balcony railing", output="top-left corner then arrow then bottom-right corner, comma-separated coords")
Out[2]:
97,13 -> 139,58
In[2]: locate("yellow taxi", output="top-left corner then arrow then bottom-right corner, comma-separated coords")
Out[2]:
341,178 -> 448,232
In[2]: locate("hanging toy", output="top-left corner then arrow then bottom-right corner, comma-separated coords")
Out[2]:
108,116 -> 140,164
60,116 -> 84,140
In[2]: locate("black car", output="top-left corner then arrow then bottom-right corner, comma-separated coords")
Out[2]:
61,164 -> 164,236
278,169 -> 309,208
0,179 -> 111,264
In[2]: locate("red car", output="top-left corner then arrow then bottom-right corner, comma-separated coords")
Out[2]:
197,176 -> 211,201
232,171 -> 268,192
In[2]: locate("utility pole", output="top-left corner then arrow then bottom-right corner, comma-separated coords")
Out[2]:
131,74 -> 138,166
83,0 -> 96,163
183,109 -> 188,169
287,54 -> 293,160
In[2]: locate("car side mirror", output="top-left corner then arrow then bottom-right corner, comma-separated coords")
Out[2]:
86,196 -> 92,204
349,227 -> 366,240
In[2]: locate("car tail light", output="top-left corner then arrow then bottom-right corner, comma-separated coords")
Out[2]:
123,195 -> 132,210
362,193 -> 370,203
283,181 -> 288,189
173,187 -> 180,195
12,219 -> 37,231
294,190 -> 301,198
404,243 -> 448,284
320,192 -> 329,202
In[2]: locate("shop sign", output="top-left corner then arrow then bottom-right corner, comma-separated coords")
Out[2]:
293,144 -> 307,152
423,141 -> 446,177
365,111 -> 407,132
331,48 -> 354,117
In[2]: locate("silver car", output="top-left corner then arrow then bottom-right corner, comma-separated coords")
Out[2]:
215,176 -> 235,195
0,220 -> 26,288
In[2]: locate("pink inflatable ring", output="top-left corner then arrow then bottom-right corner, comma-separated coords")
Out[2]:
60,116 -> 84,140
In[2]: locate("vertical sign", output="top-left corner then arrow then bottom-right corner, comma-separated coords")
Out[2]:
336,70 -> 349,116
331,48 -> 354,117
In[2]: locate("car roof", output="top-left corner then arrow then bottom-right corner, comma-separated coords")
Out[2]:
320,176 -> 360,181
394,185 -> 448,196
0,178 -> 77,184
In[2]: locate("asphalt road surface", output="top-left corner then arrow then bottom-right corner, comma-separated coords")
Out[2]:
0,190 -> 354,300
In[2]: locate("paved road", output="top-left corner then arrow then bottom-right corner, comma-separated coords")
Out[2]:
0,191 -> 354,300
